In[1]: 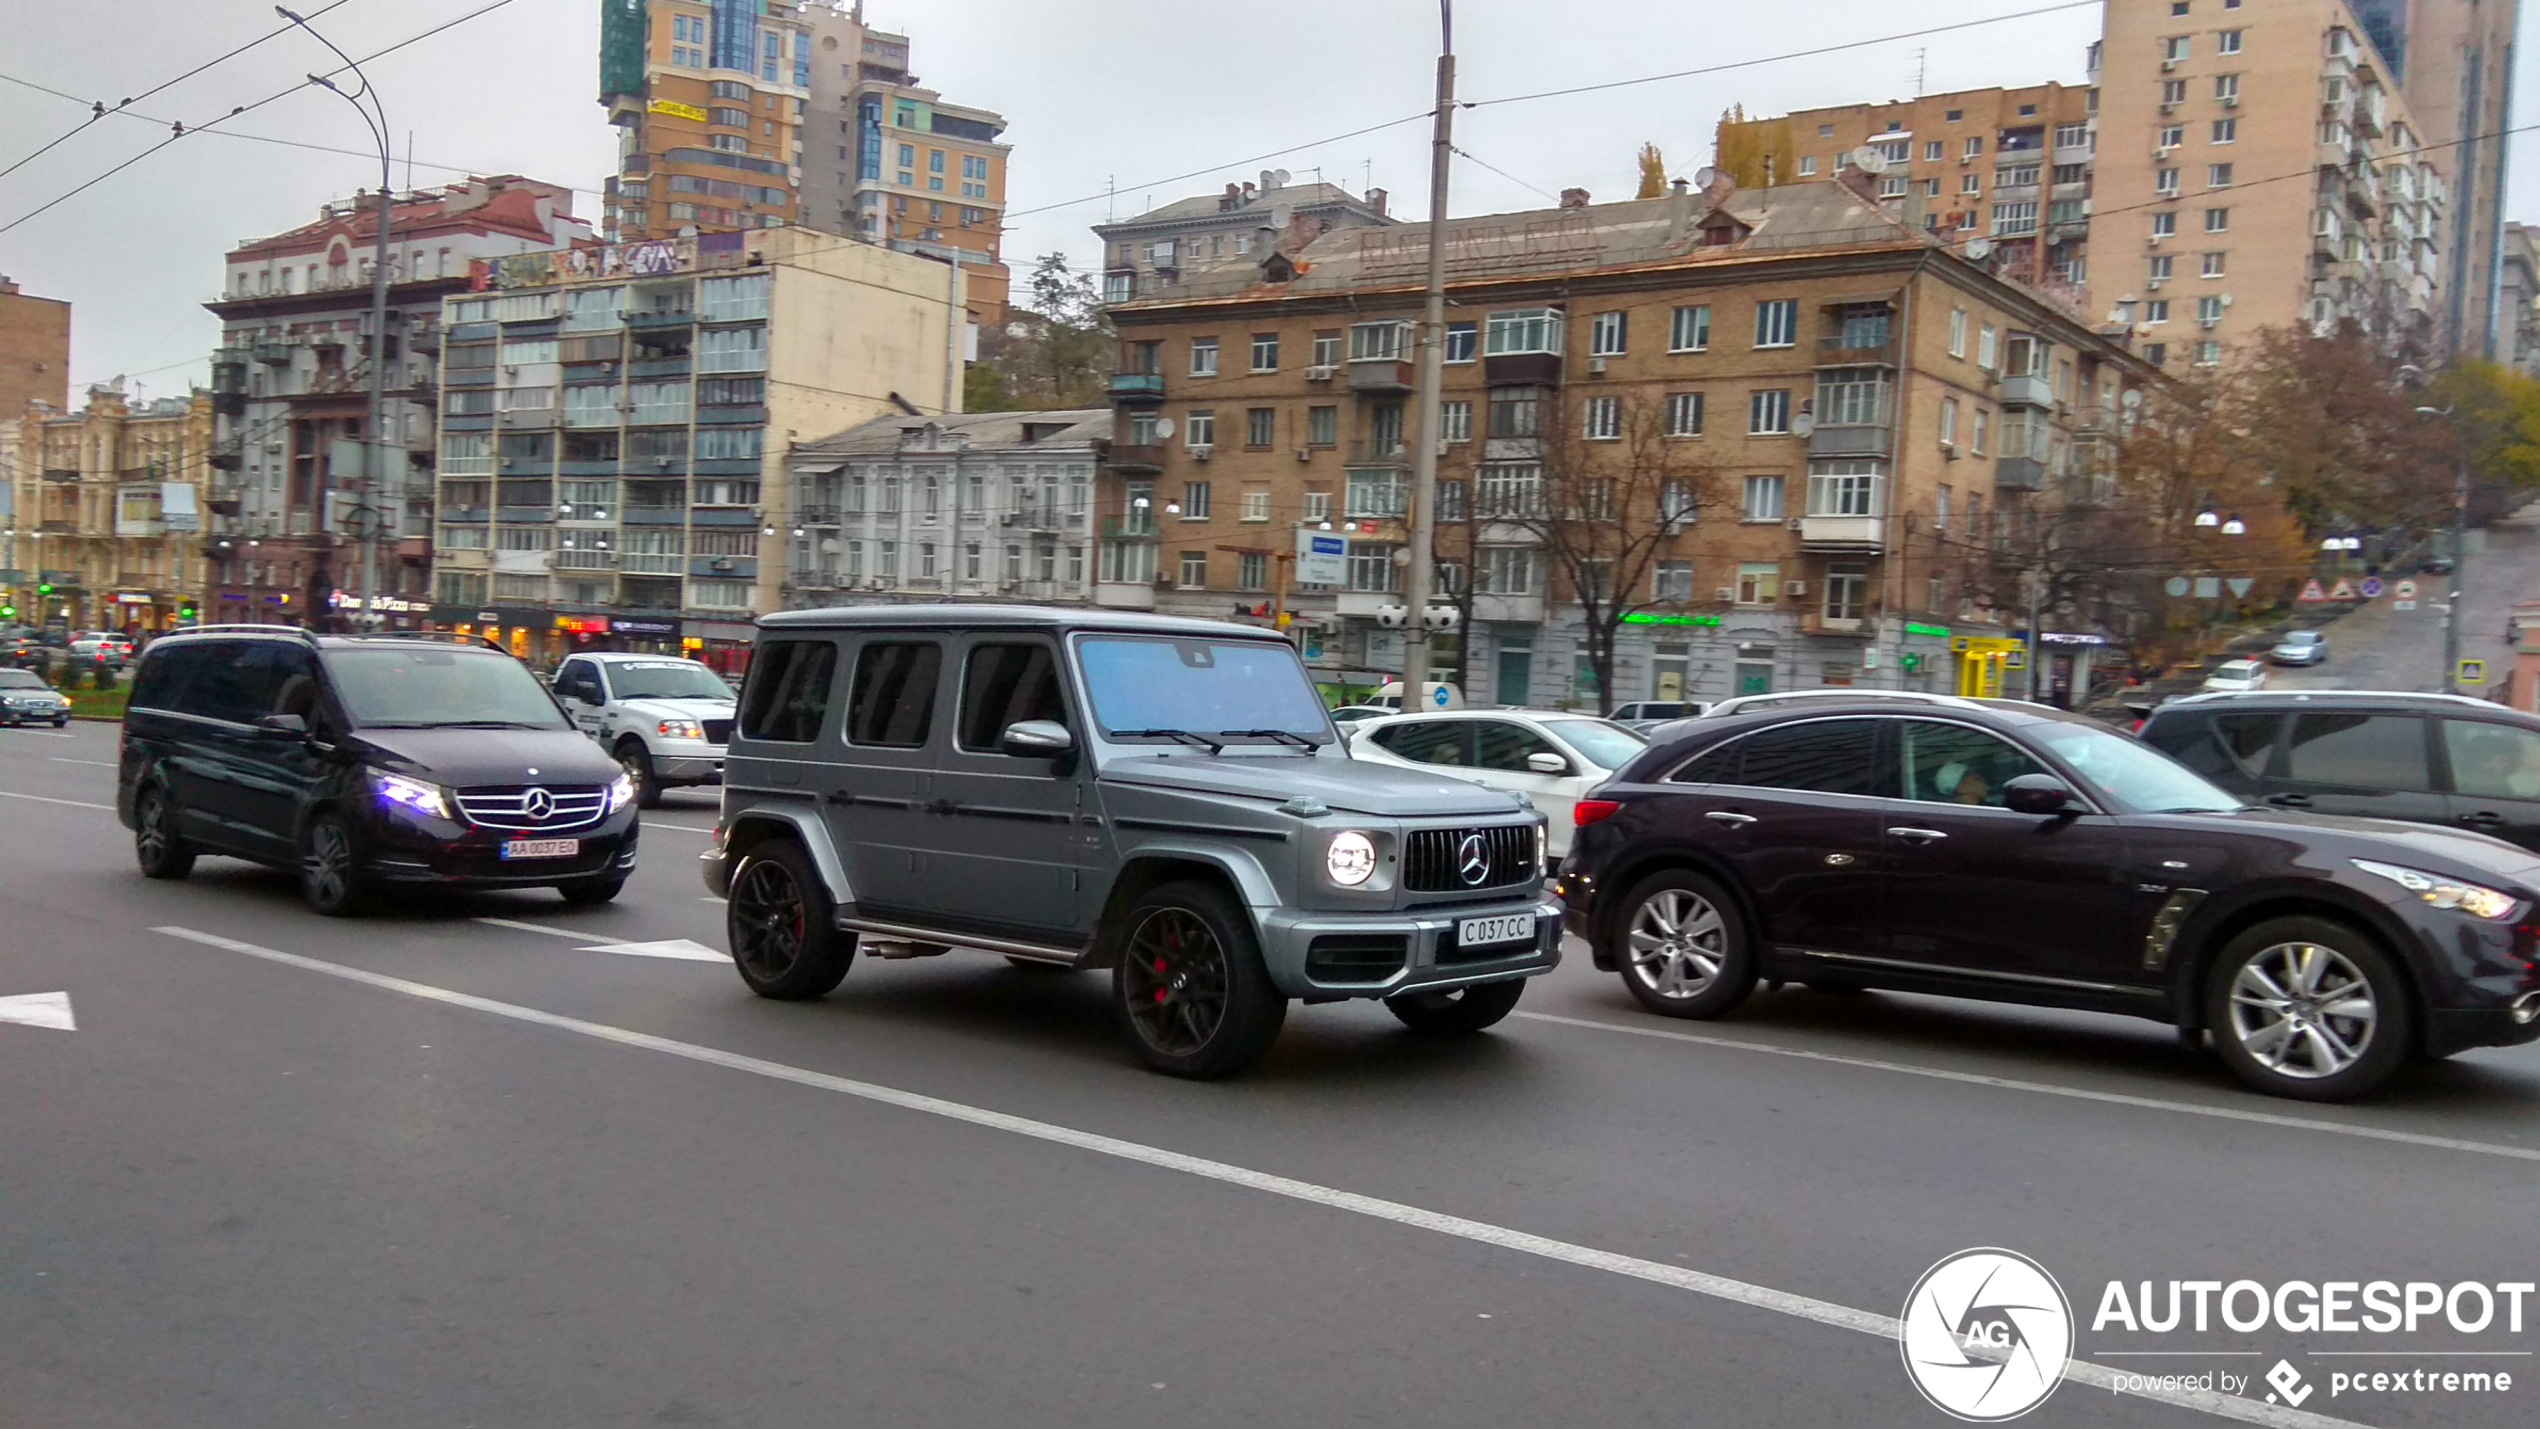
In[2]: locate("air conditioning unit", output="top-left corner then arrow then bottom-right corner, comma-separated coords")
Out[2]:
1715,587 -> 1737,602
2161,58 -> 2178,72
2148,232 -> 2167,245
2160,103 -> 2178,116
1587,356 -> 1608,375
2222,94 -> 2239,109
1785,580 -> 1808,597
2198,317 -> 2220,329
1189,445 -> 1212,461
999,511 -> 1017,525
1295,447 -> 1312,462
2148,278 -> 2166,290
1786,517 -> 1805,531
1152,573 -> 1174,588
1304,364 -> 1337,381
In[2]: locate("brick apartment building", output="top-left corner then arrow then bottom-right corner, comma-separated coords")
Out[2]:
0,276 -> 71,422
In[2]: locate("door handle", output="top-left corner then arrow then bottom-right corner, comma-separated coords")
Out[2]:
824,791 -> 854,806
2460,810 -> 2509,827
1887,826 -> 1949,844
1703,810 -> 1757,827
2265,793 -> 2312,808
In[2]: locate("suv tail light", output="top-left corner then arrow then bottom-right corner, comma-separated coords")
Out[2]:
1574,799 -> 1621,827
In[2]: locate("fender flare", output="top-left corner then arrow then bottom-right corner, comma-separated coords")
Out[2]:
722,806 -> 856,910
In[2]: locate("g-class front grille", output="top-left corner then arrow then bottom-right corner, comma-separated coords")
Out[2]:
1402,824 -> 1537,893
454,784 -> 609,831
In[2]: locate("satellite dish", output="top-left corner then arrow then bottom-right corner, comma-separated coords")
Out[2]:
1964,238 -> 1993,261
1849,145 -> 1888,175
1271,169 -> 1291,186
1792,412 -> 1817,437
2122,389 -> 2144,409
1268,204 -> 1292,231
1153,418 -> 1175,439
1692,166 -> 1719,189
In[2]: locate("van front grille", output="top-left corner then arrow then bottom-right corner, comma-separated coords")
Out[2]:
454,784 -> 609,831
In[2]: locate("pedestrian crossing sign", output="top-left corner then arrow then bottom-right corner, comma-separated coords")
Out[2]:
2459,659 -> 2487,685
2297,579 -> 2328,603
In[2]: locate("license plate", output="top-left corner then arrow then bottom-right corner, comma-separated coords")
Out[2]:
1457,914 -> 1534,949
499,838 -> 580,861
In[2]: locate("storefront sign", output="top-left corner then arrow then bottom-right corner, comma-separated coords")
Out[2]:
1620,612 -> 1723,627
610,617 -> 680,638
647,98 -> 708,123
113,592 -> 152,605
2040,632 -> 2109,647
1903,621 -> 1951,639
1295,531 -> 1346,586
328,591 -> 425,614
555,615 -> 611,635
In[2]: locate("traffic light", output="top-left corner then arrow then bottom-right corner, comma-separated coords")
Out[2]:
178,603 -> 197,620
0,604 -> 15,620
36,583 -> 52,596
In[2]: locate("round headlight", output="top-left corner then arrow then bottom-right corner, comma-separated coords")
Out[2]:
1326,830 -> 1377,887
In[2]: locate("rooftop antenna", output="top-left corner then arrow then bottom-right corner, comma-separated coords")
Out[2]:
1914,47 -> 1928,96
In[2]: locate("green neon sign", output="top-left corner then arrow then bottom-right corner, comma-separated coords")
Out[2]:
1903,622 -> 1952,639
1621,612 -> 1723,627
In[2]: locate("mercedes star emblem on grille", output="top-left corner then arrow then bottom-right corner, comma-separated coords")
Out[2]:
1456,832 -> 1491,886
522,787 -> 554,821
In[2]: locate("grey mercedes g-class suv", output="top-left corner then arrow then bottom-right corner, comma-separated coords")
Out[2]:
700,606 -> 1560,1077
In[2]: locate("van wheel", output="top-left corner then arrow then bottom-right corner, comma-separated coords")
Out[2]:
299,813 -> 369,917
1387,978 -> 1526,1034
1613,869 -> 1756,1019
727,841 -> 853,999
133,785 -> 195,880
615,739 -> 663,809
2205,916 -> 2412,1102
1112,881 -> 1286,1078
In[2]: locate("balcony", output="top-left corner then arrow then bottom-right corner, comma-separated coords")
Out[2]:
1100,516 -> 1159,542
1995,457 -> 2046,491
1346,439 -> 1409,467
1109,372 -> 1166,403
1797,514 -> 1885,552
796,504 -> 842,525
1807,424 -> 1890,458
624,309 -> 695,331
1346,358 -> 1414,394
1997,373 -> 2052,409
1109,443 -> 1167,473
1482,351 -> 1562,387
1472,591 -> 1546,624
252,341 -> 293,365
1815,334 -> 1898,366
1801,613 -> 1869,636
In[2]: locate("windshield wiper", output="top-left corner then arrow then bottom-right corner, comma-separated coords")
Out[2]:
1112,728 -> 1224,754
1219,728 -> 1319,750
368,719 -> 553,730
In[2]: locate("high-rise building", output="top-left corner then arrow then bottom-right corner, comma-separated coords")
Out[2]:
0,276 -> 71,422
1714,84 -> 2098,308
801,2 -> 1011,322
2095,0 -> 2447,369
424,225 -> 963,669
200,176 -> 593,628
6,383 -> 211,635
1095,172 -> 1396,306
2498,222 -> 2540,375
600,0 -> 815,244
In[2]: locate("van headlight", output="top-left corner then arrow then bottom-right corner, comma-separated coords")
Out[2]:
372,771 -> 451,820
606,771 -> 638,814
2351,859 -> 2523,921
1326,830 -> 1377,887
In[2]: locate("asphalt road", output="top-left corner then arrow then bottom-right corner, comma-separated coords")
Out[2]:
2273,507 -> 2540,694
6,721 -> 2540,1428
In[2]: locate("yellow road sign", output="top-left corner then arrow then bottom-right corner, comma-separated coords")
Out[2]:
2459,659 -> 2487,685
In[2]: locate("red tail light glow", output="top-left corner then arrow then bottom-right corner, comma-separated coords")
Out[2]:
1574,799 -> 1621,827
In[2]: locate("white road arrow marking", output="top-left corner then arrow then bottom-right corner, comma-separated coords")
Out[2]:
576,938 -> 729,964
0,991 -> 76,1030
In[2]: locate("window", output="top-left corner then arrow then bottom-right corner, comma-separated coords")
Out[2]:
1669,305 -> 1711,353
1741,475 -> 1784,522
1992,198 -> 2040,234
740,641 -> 839,743
1588,311 -> 1628,356
1241,408 -> 1276,449
1748,390 -> 1791,436
1249,333 -> 1279,372
2195,340 -> 2221,367
1444,322 -> 1477,363
846,642 -> 942,748
1934,484 -> 1951,529
698,325 -> 768,373
1660,478 -> 1697,524
1666,392 -> 1704,437
1439,399 -> 1472,443
1806,461 -> 1880,517
1653,562 -> 1694,603
1961,173 -> 1983,195
1345,541 -> 1399,593
1899,720 -> 2044,807
1184,411 -> 1215,449
1964,137 -> 1983,159
2443,721 -> 2540,800
2204,207 -> 2230,232
1311,330 -> 1341,367
2162,35 -> 2189,61
1971,407 -> 1990,456
1478,545 -> 1534,595
2207,163 -> 2234,188
1822,564 -> 1869,623
1976,324 -> 1998,369
2144,342 -> 2169,366
2215,74 -> 2238,103
1487,388 -> 1541,438
2212,117 -> 2237,144
1178,551 -> 1208,588
2159,124 -> 2185,149
1948,308 -> 1968,357
2286,712 -> 2429,790
1752,299 -> 1797,348
1583,396 -> 1622,440
2053,122 -> 2090,150
1734,561 -> 1780,604
1475,464 -> 1543,519
2201,251 -> 2227,277
1188,337 -> 1218,377
1814,366 -> 1891,426
2155,168 -> 2180,196
2162,79 -> 2188,105
2151,211 -> 2178,238
1796,155 -> 1817,177
1939,397 -> 1959,448
1373,721 -> 1470,766
953,644 -> 1066,752
2196,296 -> 2224,324
1484,308 -> 1563,356
1924,141 -> 1943,162
2149,254 -> 2175,281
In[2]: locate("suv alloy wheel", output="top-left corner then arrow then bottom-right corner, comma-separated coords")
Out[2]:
133,785 -> 195,880
2204,916 -> 2414,1101
1614,869 -> 1757,1018
727,841 -> 854,999
299,813 -> 368,917
1111,881 -> 1286,1078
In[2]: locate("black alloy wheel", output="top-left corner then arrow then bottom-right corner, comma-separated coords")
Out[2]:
299,813 -> 368,917
1111,881 -> 1285,1078
133,785 -> 195,880
727,842 -> 853,999
1386,978 -> 1527,1034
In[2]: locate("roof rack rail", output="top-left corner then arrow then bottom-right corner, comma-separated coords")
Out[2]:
157,624 -> 320,643
344,629 -> 508,654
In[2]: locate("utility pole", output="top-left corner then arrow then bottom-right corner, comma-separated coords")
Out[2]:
2444,445 -> 2469,694
1399,0 -> 1455,709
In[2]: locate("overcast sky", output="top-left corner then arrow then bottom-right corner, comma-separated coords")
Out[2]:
2,0 -> 2534,398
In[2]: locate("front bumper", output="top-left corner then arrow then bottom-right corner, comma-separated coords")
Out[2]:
700,843 -> 731,898
360,808 -> 641,886
0,703 -> 69,723
652,746 -> 726,785
1256,896 -> 1563,999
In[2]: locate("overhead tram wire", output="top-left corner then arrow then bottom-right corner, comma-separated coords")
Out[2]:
0,0 -> 521,237
0,0 -> 356,182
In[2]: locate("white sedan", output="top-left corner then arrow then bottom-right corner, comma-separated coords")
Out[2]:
1347,710 -> 1648,856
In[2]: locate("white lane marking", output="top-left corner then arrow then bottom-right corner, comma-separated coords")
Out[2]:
644,822 -> 714,834
578,937 -> 727,964
0,990 -> 75,1031
149,922 -> 2359,1429
1515,1010 -> 2540,1164
0,789 -> 113,812
471,916 -> 594,941
49,758 -> 115,767
0,730 -> 77,740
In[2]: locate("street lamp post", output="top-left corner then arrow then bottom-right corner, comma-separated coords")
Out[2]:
278,6 -> 392,630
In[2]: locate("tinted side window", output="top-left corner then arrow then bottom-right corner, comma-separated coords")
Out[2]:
186,641 -> 294,725
2285,712 -> 2429,790
2145,710 -> 2280,780
1373,720 -> 1469,765
1721,718 -> 1885,796
1473,721 -> 1557,772
846,641 -> 942,748
2441,719 -> 2540,800
1898,720 -> 2044,808
130,644 -> 205,711
957,643 -> 1065,752
1667,739 -> 1740,785
2213,712 -> 2283,777
739,640 -> 838,743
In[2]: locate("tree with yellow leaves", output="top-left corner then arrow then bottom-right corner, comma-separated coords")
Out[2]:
1634,142 -> 1667,199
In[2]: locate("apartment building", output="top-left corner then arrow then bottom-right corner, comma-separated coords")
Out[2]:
600,0 -> 814,243
2096,0 -> 2447,367
1101,179 -> 2155,706
425,225 -> 960,668
801,2 -> 1012,322
782,408 -> 1105,608
1096,171 -> 1395,306
201,176 -> 593,627
1714,84 -> 2097,305
2499,222 -> 2540,376
5,383 -> 210,634
0,276 -> 71,422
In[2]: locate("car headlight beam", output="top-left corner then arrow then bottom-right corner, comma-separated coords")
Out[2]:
372,771 -> 451,821
2351,858 -> 2524,921
1326,830 -> 1377,887
606,771 -> 638,814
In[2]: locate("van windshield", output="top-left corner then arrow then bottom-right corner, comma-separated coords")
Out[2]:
324,647 -> 571,729
1075,635 -> 1331,745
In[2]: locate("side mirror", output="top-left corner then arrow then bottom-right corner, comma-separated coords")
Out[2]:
257,712 -> 309,739
2003,773 -> 2079,817
1526,750 -> 1572,775
999,719 -> 1075,759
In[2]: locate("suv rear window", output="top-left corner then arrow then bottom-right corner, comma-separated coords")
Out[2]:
740,640 -> 839,743
1686,717 -> 1887,796
846,641 -> 942,748
956,643 -> 1065,752
2284,711 -> 2429,790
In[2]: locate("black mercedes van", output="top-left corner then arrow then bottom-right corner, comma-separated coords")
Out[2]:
118,628 -> 639,915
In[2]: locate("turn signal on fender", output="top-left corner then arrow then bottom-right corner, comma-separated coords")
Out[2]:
1574,800 -> 1621,826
